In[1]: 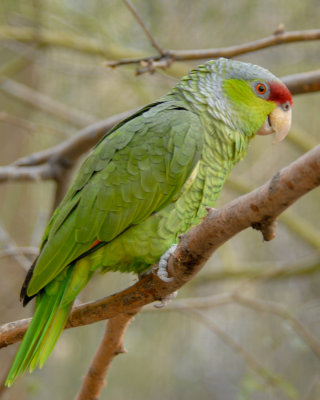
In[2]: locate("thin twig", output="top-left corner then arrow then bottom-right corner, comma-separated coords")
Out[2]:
75,309 -> 140,400
144,292 -> 320,359
0,246 -> 38,260
233,294 -> 320,359
189,257 -> 320,284
0,111 -> 67,138
0,225 -> 31,271
123,0 -> 165,55
182,308 -> 288,390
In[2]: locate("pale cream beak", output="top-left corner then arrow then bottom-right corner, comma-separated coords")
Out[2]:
256,103 -> 292,144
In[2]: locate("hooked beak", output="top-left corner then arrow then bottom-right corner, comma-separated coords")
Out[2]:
256,102 -> 292,144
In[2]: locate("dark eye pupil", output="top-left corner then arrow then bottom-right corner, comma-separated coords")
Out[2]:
258,85 -> 265,92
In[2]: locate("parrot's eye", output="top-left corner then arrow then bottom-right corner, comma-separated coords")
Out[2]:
252,81 -> 270,99
256,83 -> 267,94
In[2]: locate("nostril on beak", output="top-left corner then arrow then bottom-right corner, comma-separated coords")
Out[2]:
281,102 -> 291,112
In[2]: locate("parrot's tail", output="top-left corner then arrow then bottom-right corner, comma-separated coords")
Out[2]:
5,266 -> 76,387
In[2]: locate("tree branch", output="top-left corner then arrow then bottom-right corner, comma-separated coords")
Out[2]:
75,309 -> 140,400
0,225 -> 31,271
123,0 -> 165,55
144,292 -> 320,361
105,29 -> 320,72
183,308 -> 290,392
0,26 -> 143,59
189,258 -> 320,283
13,109 -> 136,167
1,145 -> 319,350
227,175 -> 320,249
282,70 -> 320,95
0,163 -> 57,183
0,78 -> 96,127
0,110 -> 136,184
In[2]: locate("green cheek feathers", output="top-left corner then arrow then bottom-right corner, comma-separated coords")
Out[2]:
223,79 -> 276,134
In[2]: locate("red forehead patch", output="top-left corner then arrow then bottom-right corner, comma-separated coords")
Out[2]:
269,81 -> 293,106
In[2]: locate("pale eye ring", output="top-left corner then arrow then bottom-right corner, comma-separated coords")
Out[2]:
252,81 -> 270,98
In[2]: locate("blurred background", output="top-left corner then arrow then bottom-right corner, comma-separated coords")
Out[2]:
0,0 -> 319,399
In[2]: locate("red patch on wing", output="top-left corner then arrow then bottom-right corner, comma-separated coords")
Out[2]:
269,81 -> 293,106
90,239 -> 101,249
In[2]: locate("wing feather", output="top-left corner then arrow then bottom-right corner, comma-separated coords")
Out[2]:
27,102 -> 203,296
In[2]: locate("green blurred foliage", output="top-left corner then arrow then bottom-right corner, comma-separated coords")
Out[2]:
0,1 -> 319,399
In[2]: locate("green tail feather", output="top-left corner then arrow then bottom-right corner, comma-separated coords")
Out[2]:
5,267 -> 74,387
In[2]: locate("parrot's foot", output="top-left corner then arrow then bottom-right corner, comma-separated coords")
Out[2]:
154,291 -> 178,308
157,244 -> 178,283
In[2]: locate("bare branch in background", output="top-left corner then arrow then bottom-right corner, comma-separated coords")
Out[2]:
282,70 -> 320,95
189,257 -> 320,284
0,163 -> 61,183
123,0 -> 165,55
0,26 -> 132,58
12,109 -> 136,167
0,225 -> 31,271
75,310 -> 140,400
0,111 -> 66,138
0,78 -> 96,127
105,29 -> 320,73
183,308 -> 290,392
144,292 -> 320,364
0,246 -> 38,260
1,144 -> 319,351
232,294 -> 320,359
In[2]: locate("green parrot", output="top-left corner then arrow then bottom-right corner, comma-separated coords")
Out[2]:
6,58 -> 292,386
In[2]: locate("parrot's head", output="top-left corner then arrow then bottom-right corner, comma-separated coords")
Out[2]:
178,58 -> 292,144
220,58 -> 292,143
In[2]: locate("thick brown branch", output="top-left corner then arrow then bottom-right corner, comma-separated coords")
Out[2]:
75,310 -> 140,400
1,145 -> 319,349
282,70 -> 320,95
